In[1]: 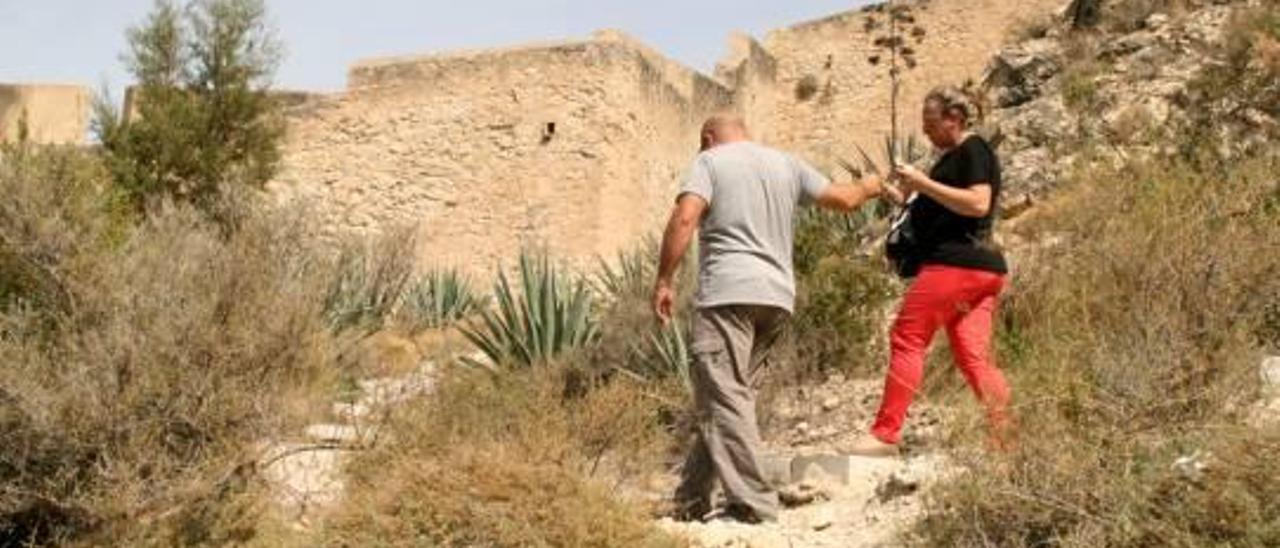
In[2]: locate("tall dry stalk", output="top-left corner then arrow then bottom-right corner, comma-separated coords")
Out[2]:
862,0 -> 923,172
889,0 -> 901,168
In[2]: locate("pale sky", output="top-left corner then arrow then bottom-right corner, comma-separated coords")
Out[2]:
1,0 -> 871,97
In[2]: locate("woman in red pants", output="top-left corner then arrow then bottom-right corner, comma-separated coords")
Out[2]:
850,86 -> 1011,456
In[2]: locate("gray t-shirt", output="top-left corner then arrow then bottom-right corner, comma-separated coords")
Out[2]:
679,141 -> 830,313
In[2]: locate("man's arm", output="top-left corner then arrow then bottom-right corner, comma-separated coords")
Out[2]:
895,165 -> 992,217
652,193 -> 707,324
814,175 -> 884,212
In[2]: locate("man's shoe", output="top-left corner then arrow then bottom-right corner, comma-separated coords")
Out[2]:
705,503 -> 773,525
668,499 -> 712,522
843,434 -> 900,458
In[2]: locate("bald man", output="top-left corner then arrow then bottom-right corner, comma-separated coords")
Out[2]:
653,113 -> 883,523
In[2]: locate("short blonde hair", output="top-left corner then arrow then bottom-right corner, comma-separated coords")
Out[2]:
925,86 -> 982,127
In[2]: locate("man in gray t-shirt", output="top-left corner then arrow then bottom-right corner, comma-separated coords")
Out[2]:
652,113 -> 883,523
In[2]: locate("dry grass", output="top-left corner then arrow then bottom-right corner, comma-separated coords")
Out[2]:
321,363 -> 685,547
911,148 -> 1280,546
0,144 -> 352,545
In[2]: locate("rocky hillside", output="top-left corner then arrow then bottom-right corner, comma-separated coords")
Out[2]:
984,0 -> 1278,212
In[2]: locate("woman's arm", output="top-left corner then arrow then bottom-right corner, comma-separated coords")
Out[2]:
893,164 -> 992,218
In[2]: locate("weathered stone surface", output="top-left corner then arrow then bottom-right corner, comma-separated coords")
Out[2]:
761,0 -> 1062,177
259,443 -> 346,519
354,359 -> 437,408
0,84 -> 90,145
759,453 -> 793,486
1262,356 -> 1280,396
985,0 -> 1272,205
791,454 -> 900,486
270,32 -> 734,280
985,39 -> 1062,107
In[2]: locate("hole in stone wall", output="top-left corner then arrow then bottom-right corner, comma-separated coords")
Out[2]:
795,75 -> 820,102
541,122 -> 556,144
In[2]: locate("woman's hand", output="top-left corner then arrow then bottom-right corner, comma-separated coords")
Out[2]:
894,162 -> 994,217
893,164 -> 929,192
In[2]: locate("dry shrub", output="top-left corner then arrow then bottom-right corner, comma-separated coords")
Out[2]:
913,151 -> 1280,546
0,145 -> 343,545
323,364 -> 683,547
791,256 -> 895,378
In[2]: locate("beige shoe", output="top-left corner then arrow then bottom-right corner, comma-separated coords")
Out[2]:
842,434 -> 900,458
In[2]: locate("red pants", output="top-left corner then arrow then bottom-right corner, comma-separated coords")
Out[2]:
871,264 -> 1011,445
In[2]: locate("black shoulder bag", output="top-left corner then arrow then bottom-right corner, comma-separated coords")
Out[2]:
885,196 -> 922,279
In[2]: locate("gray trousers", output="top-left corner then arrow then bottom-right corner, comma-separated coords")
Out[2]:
674,304 -> 787,521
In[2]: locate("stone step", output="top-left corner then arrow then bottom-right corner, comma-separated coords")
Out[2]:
258,442 -> 346,514
332,402 -> 373,423
790,454 -> 901,486
760,453 -> 905,487
304,423 -> 378,445
355,361 -> 437,407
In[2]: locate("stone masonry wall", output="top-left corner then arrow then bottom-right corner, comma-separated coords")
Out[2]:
269,34 -> 732,278
269,0 -> 1066,276
0,84 -> 90,145
763,0 -> 1062,176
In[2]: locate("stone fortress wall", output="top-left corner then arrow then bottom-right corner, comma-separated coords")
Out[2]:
269,31 -> 737,275
269,0 -> 1064,277
2,0 -> 1065,276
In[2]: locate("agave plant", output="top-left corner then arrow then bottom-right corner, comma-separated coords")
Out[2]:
323,240 -> 413,333
461,252 -> 599,369
593,244 -> 654,303
619,319 -> 693,394
399,268 -> 487,330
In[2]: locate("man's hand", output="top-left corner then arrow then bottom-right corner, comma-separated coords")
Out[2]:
863,174 -> 885,197
652,280 -> 676,326
815,174 -> 884,212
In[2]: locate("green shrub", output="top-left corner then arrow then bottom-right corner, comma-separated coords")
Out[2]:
792,255 -> 897,378
1060,61 -> 1102,112
461,252 -> 599,369
790,188 -> 898,380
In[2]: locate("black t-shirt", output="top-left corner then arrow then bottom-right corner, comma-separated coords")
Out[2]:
908,135 -> 1008,274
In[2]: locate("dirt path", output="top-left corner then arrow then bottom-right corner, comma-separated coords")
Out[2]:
655,377 -> 955,547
